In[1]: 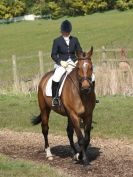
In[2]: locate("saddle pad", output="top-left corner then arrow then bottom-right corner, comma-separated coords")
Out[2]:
45,74 -> 68,97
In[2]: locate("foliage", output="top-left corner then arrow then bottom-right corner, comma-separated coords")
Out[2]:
64,0 -> 87,16
31,1 -> 45,15
86,0 -> 108,14
0,0 -> 133,19
48,2 -> 63,19
0,0 -> 25,19
116,0 -> 133,10
116,0 -> 129,10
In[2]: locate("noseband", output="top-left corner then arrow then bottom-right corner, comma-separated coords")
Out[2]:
80,76 -> 92,85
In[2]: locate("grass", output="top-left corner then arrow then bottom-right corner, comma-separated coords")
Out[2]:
0,10 -> 133,59
0,154 -> 68,177
0,93 -> 132,139
0,10 -> 133,88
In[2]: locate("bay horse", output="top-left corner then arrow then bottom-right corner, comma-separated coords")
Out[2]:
32,47 -> 96,165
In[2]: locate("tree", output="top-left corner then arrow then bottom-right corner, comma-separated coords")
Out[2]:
48,1 -> 63,19
86,0 -> 108,14
0,3 -> 7,19
116,0 -> 129,11
12,0 -> 26,17
0,0 -> 25,19
64,0 -> 87,16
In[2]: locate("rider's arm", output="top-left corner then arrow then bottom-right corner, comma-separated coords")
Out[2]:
75,37 -> 82,52
51,39 -> 61,65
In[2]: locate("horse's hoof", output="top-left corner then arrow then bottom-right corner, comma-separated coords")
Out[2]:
47,156 -> 53,161
83,159 -> 89,166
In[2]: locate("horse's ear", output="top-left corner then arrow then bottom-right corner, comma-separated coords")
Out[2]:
87,46 -> 93,58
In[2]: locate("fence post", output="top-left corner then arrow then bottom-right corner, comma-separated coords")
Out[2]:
39,51 -> 44,76
101,46 -> 106,62
12,55 -> 19,91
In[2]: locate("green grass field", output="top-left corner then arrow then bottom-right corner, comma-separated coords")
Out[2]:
0,10 -> 133,60
0,154 -> 67,177
0,93 -> 132,139
0,10 -> 133,89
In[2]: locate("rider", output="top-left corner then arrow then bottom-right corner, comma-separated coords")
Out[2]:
51,20 -> 99,106
51,20 -> 82,106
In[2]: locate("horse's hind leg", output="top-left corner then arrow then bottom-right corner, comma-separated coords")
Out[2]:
67,118 -> 79,160
41,108 -> 53,160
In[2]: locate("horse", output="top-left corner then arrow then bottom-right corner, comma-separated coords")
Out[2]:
32,47 -> 96,165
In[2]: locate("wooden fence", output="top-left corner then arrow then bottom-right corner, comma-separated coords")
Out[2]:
0,47 -> 133,93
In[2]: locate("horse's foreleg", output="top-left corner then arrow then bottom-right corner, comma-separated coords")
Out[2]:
67,118 -> 79,159
69,112 -> 88,165
83,114 -> 92,151
41,108 -> 53,160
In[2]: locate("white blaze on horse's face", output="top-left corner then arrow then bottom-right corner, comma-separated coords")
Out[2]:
83,62 -> 89,73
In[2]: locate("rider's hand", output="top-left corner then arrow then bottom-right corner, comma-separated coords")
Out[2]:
60,61 -> 68,68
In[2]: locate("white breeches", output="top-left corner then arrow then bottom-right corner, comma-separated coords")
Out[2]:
52,65 -> 66,82
52,63 -> 96,83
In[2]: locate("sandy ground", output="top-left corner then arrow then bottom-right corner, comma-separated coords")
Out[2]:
0,130 -> 133,177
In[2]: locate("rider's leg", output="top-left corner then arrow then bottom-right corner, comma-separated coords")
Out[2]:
52,66 -> 66,106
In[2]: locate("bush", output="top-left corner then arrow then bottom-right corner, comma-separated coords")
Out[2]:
116,0 -> 129,11
97,1 -> 108,11
86,0 -> 108,14
128,0 -> 133,8
0,0 -> 25,19
48,2 -> 63,19
12,0 -> 26,17
0,4 -> 7,19
31,3 -> 42,15
63,0 -> 87,16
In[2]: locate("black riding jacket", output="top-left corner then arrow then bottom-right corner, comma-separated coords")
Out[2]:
51,35 -> 82,65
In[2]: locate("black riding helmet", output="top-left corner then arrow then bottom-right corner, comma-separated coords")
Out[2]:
61,20 -> 72,33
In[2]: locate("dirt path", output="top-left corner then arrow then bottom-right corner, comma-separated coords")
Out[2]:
0,130 -> 133,177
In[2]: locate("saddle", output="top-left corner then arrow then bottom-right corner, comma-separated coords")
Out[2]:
54,72 -> 67,98
45,72 -> 68,97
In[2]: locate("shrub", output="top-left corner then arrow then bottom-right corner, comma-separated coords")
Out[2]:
128,0 -> 133,8
86,0 -> 108,14
116,0 -> 129,11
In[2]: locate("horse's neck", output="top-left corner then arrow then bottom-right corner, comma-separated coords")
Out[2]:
69,68 -> 79,86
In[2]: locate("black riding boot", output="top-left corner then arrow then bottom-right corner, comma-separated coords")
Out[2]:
93,81 -> 99,104
52,81 -> 60,106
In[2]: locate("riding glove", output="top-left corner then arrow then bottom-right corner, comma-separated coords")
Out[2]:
60,61 -> 68,68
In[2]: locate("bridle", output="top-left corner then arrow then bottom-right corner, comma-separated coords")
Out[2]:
67,62 -> 93,92
78,59 -> 93,86
80,76 -> 92,85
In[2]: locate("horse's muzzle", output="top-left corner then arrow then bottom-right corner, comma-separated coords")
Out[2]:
81,87 -> 91,94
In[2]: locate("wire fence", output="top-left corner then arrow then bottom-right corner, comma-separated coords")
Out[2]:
0,47 -> 133,95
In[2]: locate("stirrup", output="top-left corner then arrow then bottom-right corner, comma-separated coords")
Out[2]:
52,97 -> 61,107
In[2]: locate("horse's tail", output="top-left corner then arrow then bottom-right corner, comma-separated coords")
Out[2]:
31,114 -> 42,125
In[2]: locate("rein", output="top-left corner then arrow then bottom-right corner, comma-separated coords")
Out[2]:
80,76 -> 92,85
67,69 -> 79,92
